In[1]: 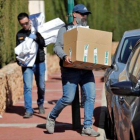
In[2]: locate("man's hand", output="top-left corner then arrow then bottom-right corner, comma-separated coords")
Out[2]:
64,55 -> 73,64
29,34 -> 37,40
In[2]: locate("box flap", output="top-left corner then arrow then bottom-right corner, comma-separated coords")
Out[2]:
77,27 -> 112,46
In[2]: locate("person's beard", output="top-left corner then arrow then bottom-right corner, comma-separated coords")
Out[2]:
75,16 -> 87,26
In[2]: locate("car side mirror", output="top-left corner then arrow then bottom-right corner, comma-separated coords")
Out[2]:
110,81 -> 140,96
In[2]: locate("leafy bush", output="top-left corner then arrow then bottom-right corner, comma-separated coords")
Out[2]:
44,0 -> 140,54
0,0 -> 28,68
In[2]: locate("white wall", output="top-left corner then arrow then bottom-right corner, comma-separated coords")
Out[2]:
28,0 -> 48,81
28,0 -> 45,15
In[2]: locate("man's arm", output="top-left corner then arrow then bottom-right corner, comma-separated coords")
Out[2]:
16,33 -> 20,46
35,32 -> 46,48
53,27 -> 67,60
15,33 -> 21,65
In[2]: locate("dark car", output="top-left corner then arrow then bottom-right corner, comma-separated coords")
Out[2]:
110,40 -> 140,140
104,29 -> 140,140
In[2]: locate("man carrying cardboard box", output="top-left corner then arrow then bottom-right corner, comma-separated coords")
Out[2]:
46,4 -> 100,137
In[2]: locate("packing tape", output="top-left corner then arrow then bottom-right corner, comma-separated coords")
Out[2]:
94,48 -> 97,64
105,51 -> 109,65
83,44 -> 89,62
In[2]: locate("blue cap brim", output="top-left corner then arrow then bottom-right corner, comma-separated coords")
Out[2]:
73,10 -> 91,14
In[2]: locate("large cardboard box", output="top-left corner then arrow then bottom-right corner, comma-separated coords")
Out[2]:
63,27 -> 112,70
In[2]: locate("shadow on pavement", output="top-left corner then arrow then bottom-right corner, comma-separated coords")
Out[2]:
51,77 -> 62,81
94,106 -> 107,129
94,106 -> 114,139
37,122 -> 81,134
6,105 -> 25,116
33,113 -> 46,119
33,107 -> 48,110
47,100 -> 58,105
94,106 -> 109,130
6,105 -> 48,119
33,107 -> 48,119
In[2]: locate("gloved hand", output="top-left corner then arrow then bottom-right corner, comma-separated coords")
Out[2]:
19,61 -> 27,67
29,34 -> 37,40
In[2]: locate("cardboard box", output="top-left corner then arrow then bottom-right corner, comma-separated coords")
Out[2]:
63,27 -> 112,70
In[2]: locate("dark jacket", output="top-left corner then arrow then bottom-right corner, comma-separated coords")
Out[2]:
16,29 -> 46,65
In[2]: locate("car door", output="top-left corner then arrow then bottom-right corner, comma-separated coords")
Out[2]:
105,35 -> 140,121
128,47 -> 140,139
115,45 -> 140,140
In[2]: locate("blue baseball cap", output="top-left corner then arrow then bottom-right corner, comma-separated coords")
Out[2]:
73,4 -> 91,14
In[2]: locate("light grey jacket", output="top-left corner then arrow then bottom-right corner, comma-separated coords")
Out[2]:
53,23 -> 77,60
53,26 -> 67,60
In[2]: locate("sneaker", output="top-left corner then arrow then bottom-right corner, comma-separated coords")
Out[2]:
23,112 -> 33,118
81,127 -> 100,137
39,106 -> 45,114
46,112 -> 55,134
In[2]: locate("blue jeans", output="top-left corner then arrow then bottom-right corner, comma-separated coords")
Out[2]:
50,68 -> 96,128
22,62 -> 46,113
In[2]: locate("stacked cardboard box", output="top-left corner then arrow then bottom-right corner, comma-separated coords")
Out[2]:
63,27 -> 112,70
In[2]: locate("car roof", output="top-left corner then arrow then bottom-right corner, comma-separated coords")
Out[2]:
123,29 -> 140,38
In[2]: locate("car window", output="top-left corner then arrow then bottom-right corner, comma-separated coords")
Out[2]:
128,47 -> 139,74
119,36 -> 140,64
128,46 -> 140,84
133,52 -> 140,80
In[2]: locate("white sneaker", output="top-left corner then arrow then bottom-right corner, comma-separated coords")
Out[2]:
46,112 -> 55,134
81,127 -> 100,137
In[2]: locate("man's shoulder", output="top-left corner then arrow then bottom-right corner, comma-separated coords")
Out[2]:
59,22 -> 74,33
16,28 -> 24,36
58,25 -> 67,35
63,22 -> 73,29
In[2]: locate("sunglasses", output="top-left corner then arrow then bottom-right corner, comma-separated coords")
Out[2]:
76,12 -> 88,16
20,21 -> 29,26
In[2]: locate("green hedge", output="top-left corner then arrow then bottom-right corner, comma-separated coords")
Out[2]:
0,0 -> 28,68
1,0 -> 140,65
44,0 -> 67,54
44,0 -> 140,54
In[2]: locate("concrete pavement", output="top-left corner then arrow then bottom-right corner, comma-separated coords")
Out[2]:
0,70 -> 107,140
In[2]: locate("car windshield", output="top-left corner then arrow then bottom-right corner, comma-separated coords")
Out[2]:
119,36 -> 140,64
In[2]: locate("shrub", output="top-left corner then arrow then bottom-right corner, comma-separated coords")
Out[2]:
0,0 -> 28,68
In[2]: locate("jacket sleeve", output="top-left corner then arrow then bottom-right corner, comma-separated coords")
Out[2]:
53,26 -> 67,60
15,33 -> 20,65
16,33 -> 20,46
35,32 -> 46,48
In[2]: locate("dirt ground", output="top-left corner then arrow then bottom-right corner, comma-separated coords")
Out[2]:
47,53 -> 60,76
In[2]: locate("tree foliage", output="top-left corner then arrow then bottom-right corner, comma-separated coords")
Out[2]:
44,0 -> 140,54
0,0 -> 28,68
1,0 -> 140,66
